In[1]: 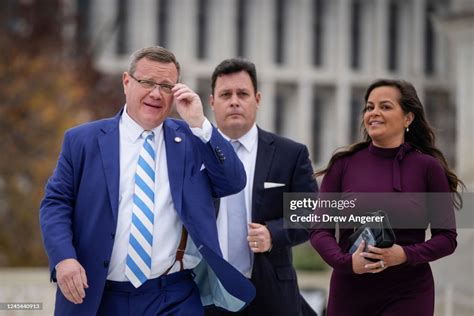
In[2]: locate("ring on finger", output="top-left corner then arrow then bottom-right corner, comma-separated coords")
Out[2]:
380,260 -> 385,268
254,241 -> 257,247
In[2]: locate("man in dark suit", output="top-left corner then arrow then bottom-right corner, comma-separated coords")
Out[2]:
39,46 -> 255,316
205,58 -> 318,316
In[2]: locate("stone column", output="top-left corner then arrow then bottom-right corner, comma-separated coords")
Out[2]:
128,0 -> 156,50
438,12 -> 474,187
409,0 -> 426,97
258,79 -> 276,132
169,0 -> 196,65
373,0 -> 389,75
209,0 -> 235,61
435,0 -> 474,186
297,81 -> 314,150
334,0 -> 351,147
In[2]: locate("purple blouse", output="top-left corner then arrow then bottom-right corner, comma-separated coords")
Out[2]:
311,142 -> 457,273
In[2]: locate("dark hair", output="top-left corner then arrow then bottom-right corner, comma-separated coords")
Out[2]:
211,58 -> 258,94
315,79 -> 465,208
128,46 -> 180,79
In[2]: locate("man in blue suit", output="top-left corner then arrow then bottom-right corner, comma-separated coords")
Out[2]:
40,46 -> 255,315
205,58 -> 318,316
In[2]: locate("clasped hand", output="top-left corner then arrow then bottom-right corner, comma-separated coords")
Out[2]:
247,223 -> 273,253
352,240 -> 407,274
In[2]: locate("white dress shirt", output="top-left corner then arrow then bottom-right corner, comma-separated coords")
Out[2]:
107,106 -> 212,281
216,124 -> 258,278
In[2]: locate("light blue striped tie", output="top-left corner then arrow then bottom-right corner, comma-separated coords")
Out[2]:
126,131 -> 156,288
227,140 -> 252,276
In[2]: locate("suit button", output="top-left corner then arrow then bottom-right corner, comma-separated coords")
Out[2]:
103,260 -> 109,268
111,233 -> 115,239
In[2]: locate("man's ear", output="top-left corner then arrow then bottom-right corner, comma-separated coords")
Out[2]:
122,72 -> 129,95
256,91 -> 261,109
209,94 -> 215,112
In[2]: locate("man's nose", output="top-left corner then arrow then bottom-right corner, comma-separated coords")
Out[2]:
229,94 -> 240,107
149,86 -> 163,99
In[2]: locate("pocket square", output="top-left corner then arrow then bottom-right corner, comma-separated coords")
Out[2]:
200,163 -> 206,171
264,182 -> 285,189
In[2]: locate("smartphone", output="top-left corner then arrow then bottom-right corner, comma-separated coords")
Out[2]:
349,227 -> 376,254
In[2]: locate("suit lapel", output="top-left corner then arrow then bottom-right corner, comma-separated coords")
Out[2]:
164,119 -> 186,215
98,111 -> 122,222
252,128 -> 275,219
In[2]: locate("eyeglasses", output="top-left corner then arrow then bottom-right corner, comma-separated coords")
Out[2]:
129,73 -> 175,94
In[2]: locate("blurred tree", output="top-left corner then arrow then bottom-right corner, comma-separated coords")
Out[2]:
0,0 -> 122,266
0,52 -> 89,266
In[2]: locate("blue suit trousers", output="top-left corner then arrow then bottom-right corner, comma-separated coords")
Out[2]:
96,270 -> 203,316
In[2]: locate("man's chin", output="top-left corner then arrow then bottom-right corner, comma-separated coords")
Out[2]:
227,121 -> 246,129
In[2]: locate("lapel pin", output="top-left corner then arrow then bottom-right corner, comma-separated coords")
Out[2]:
174,137 -> 182,143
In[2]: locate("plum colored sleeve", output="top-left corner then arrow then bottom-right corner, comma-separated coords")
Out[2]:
310,158 -> 354,273
402,158 -> 457,265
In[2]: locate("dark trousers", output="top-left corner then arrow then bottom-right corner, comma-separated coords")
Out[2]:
204,299 -> 317,316
97,270 -> 203,316
204,306 -> 248,316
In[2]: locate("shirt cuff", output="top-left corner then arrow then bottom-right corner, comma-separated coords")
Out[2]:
190,118 -> 212,143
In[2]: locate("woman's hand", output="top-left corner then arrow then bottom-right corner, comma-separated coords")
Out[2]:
353,242 -> 407,274
352,240 -> 374,274
360,244 -> 408,273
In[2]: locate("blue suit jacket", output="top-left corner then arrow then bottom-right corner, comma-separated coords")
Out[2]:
40,111 -> 256,315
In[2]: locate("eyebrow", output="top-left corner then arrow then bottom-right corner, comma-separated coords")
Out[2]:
219,88 -> 249,92
366,100 -> 395,105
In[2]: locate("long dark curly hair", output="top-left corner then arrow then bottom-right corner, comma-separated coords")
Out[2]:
315,79 -> 465,208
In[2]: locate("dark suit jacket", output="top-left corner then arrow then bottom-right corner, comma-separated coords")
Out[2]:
39,110 -> 255,315
213,128 -> 318,316
248,128 -> 318,316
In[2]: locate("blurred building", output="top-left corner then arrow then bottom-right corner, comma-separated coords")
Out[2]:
71,1 -> 473,315
70,0 -> 472,186
435,0 -> 474,188
0,0 -> 471,314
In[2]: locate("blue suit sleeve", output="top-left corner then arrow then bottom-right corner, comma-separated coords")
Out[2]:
39,131 -> 77,279
191,125 -> 246,198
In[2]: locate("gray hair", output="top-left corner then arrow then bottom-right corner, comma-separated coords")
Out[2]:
128,46 -> 181,79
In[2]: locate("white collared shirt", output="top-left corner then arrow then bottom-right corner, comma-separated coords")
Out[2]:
107,106 -> 211,281
216,124 -> 258,278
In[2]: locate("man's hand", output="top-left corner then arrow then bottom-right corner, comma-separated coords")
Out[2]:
172,83 -> 205,128
56,258 -> 88,304
247,223 -> 273,253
